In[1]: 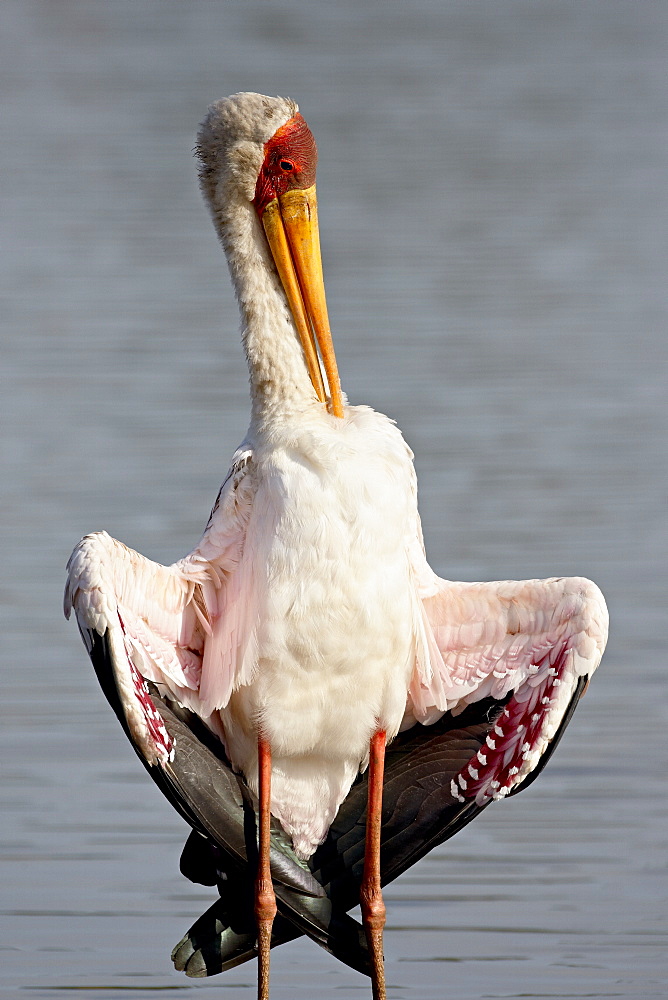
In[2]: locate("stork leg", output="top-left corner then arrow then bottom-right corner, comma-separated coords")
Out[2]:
360,729 -> 387,1000
255,736 -> 277,1000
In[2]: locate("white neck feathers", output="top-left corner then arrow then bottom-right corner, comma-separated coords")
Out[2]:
197,94 -> 318,426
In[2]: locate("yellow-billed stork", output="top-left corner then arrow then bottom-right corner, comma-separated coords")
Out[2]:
65,93 -> 608,1000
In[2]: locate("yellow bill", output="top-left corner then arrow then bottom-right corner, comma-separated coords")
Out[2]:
262,185 -> 344,418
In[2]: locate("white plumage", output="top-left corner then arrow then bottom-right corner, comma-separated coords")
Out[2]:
65,93 -> 608,862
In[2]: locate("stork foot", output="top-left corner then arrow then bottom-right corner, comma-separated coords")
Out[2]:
361,883 -> 387,1000
255,877 -> 276,1000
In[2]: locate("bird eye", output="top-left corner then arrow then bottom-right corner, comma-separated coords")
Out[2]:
279,160 -> 295,172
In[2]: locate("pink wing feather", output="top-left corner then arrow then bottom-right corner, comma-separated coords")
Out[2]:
408,562 -> 608,804
189,447 -> 257,715
64,447 -> 257,745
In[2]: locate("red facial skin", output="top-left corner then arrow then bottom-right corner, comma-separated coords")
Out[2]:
253,114 -> 318,218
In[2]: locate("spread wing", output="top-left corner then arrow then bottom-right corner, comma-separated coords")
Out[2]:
64,446 -> 256,754
408,562 -> 608,805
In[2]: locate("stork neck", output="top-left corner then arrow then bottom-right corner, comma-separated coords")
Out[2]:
217,197 -> 320,426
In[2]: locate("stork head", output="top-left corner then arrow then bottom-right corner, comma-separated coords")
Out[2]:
197,93 -> 342,417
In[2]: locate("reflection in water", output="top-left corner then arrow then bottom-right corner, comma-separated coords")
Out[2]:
2,2 -> 667,998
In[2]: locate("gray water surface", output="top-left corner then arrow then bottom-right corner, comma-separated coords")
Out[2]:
2,2 -> 667,998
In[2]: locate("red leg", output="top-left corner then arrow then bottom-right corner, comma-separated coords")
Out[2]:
360,729 -> 387,1000
255,736 -> 277,1000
